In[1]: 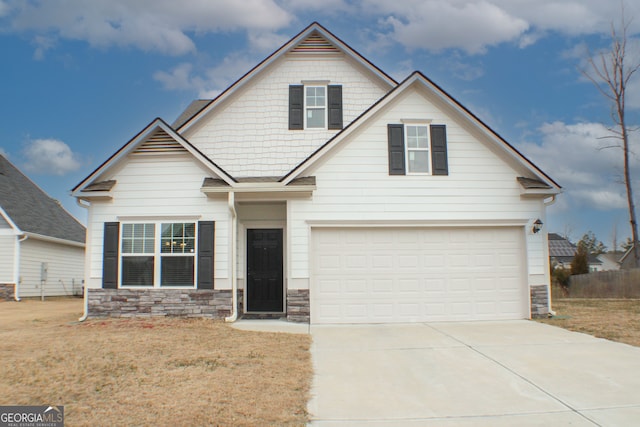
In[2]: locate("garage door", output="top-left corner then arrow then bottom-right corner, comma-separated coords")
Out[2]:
311,227 -> 528,324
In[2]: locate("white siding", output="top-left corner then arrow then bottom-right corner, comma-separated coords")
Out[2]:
186,54 -> 389,177
19,238 -> 84,297
289,89 -> 549,288
0,215 -> 11,229
0,235 -> 16,283
85,153 -> 230,289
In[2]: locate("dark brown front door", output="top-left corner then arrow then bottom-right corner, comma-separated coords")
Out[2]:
246,229 -> 284,312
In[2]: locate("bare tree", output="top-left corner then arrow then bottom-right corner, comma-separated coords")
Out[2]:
583,8 -> 639,267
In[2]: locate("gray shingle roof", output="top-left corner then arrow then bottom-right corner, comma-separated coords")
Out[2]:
0,155 -> 85,243
172,100 -> 211,129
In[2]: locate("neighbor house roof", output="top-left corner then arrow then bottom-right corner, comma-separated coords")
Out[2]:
0,155 -> 85,243
548,233 -> 602,267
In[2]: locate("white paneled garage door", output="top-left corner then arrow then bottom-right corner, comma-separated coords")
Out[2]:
311,227 -> 528,324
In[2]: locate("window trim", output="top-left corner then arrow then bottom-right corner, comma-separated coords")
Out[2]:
119,221 -> 198,289
404,124 -> 432,175
304,85 -> 328,130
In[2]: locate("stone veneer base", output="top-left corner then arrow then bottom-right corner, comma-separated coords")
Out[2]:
286,289 -> 310,323
0,284 -> 14,301
530,284 -> 550,318
88,289 -> 232,319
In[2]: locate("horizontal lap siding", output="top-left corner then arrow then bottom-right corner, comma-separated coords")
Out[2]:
0,235 -> 15,283
186,56 -> 389,177
19,239 -> 84,297
86,154 -> 229,288
290,90 -> 547,281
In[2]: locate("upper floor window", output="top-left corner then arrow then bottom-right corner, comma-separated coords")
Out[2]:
289,84 -> 343,130
388,123 -> 449,176
306,86 -> 326,128
406,125 -> 430,174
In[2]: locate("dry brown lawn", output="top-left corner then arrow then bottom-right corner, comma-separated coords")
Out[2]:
0,298 -> 312,426
538,298 -> 640,347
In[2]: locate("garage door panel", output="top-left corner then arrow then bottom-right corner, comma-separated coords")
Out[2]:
311,227 -> 528,324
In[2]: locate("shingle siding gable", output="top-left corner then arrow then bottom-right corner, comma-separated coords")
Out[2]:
185,56 -> 389,177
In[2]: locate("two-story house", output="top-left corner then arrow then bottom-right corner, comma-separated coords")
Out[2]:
72,23 -> 560,323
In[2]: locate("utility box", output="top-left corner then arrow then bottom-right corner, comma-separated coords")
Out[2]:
40,262 -> 48,281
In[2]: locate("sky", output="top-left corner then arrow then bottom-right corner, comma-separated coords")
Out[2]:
1,0 -> 640,250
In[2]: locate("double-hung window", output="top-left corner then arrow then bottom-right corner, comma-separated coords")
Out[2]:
405,125 -> 430,174
121,222 -> 196,287
305,86 -> 326,128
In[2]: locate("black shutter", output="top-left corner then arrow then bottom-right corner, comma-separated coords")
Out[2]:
387,124 -> 406,175
102,222 -> 119,289
289,85 -> 303,130
431,125 -> 449,176
197,221 -> 215,289
327,85 -> 343,129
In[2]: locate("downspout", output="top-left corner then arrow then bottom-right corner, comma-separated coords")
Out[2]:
225,191 -> 238,322
543,195 -> 557,316
14,234 -> 28,301
76,198 -> 90,322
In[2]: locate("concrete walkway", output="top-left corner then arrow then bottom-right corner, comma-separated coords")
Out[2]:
308,321 -> 640,426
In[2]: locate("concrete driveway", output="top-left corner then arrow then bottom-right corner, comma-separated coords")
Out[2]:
308,321 -> 640,426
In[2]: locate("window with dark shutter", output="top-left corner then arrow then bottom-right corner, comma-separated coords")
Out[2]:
197,221 -> 215,289
387,124 -> 406,175
102,222 -> 119,289
289,85 -> 303,130
430,124 -> 449,175
327,85 -> 343,129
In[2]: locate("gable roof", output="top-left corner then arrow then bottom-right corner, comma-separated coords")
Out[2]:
72,118 -> 236,197
0,155 -> 85,243
281,71 -> 561,191
175,22 -> 397,133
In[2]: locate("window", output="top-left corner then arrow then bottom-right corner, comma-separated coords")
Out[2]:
306,86 -> 326,128
120,222 -> 196,287
387,123 -> 448,176
289,84 -> 342,130
406,125 -> 430,173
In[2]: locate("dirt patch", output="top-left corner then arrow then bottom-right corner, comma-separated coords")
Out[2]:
0,298 -> 312,426
538,298 -> 640,347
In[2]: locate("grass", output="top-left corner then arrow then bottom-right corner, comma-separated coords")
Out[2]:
0,298 -> 312,426
538,298 -> 640,347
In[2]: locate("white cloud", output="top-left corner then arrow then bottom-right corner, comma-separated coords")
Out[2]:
378,1 -> 529,54
518,121 -> 640,212
4,0 -> 292,56
23,139 -> 82,176
154,53 -> 258,98
358,1 -> 640,55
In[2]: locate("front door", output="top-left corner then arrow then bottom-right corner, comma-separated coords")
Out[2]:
246,229 -> 284,312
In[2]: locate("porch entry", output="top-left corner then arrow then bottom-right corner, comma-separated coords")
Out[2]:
246,228 -> 284,312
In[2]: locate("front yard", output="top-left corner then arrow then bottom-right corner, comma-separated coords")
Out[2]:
538,298 -> 640,347
0,298 -> 312,426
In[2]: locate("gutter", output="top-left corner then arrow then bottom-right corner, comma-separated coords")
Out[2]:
225,192 -> 238,322
14,234 -> 28,301
76,198 -> 91,322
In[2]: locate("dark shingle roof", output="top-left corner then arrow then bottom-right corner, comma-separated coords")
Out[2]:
0,155 -> 85,243
172,100 -> 211,129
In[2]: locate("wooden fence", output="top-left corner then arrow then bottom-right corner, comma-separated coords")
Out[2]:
562,268 -> 640,298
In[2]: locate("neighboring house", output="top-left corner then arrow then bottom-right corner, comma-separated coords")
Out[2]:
596,253 -> 622,271
620,245 -> 639,269
0,155 -> 85,300
548,233 -> 603,272
72,23 -> 561,324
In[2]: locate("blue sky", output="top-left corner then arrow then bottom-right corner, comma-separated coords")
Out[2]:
1,0 -> 640,249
